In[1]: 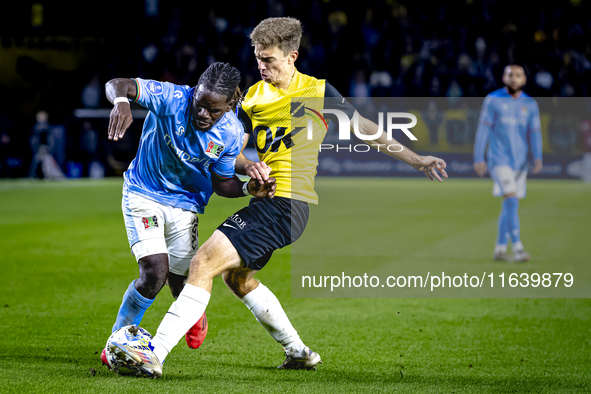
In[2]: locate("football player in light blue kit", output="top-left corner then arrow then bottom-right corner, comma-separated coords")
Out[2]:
474,65 -> 543,262
102,63 -> 275,364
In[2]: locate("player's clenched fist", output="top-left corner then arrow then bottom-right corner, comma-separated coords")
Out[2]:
108,102 -> 133,141
248,177 -> 276,198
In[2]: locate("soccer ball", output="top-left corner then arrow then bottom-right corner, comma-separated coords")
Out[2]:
104,325 -> 154,375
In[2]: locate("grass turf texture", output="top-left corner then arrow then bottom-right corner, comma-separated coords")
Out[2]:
0,178 -> 589,393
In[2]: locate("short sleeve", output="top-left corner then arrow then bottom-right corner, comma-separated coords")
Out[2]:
323,82 -> 356,123
474,96 -> 494,163
133,78 -> 185,116
479,96 -> 495,128
529,100 -> 541,132
210,125 -> 244,179
237,105 -> 253,135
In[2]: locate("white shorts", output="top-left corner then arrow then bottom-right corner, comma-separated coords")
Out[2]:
122,185 -> 198,276
491,165 -> 527,199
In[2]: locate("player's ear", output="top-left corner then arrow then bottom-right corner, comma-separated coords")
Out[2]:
224,98 -> 235,112
289,51 -> 299,65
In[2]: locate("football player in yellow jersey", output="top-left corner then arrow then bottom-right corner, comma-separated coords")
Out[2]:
117,17 -> 448,376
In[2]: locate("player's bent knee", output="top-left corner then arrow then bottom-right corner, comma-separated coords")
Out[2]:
136,253 -> 169,298
222,268 -> 259,298
138,254 -> 169,279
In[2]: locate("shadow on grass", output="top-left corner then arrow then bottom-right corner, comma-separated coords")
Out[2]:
3,351 -> 588,392
157,361 -> 590,392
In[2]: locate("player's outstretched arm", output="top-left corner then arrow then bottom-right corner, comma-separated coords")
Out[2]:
212,174 -> 276,198
354,114 -> 448,182
105,78 -> 137,141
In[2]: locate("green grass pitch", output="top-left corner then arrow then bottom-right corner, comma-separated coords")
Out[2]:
0,178 -> 590,393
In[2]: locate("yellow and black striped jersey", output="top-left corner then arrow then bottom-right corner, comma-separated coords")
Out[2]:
238,69 -> 354,204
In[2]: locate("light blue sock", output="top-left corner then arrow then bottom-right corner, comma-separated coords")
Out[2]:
496,200 -> 510,246
504,197 -> 521,244
112,280 -> 155,333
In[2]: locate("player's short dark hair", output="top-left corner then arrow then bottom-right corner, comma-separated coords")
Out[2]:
197,62 -> 242,109
250,17 -> 303,55
505,63 -> 528,77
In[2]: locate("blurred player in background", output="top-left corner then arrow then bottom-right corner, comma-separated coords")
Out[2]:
474,65 -> 543,262
112,17 -> 447,377
102,63 -> 276,365
27,110 -> 66,180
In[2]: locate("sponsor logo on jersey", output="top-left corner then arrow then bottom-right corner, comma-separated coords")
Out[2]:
521,106 -> 528,116
147,81 -> 163,95
205,140 -> 225,159
142,216 -> 159,230
176,125 -> 185,136
163,133 -> 210,165
499,116 -> 520,126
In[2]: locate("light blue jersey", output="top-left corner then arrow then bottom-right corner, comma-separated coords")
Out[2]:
124,78 -> 244,214
474,87 -> 542,170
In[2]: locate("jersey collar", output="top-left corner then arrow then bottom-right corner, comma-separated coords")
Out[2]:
503,86 -> 524,98
285,68 -> 300,93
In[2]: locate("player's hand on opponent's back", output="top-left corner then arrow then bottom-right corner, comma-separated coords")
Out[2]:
108,102 -> 133,141
474,161 -> 487,178
532,159 -> 543,174
245,161 -> 271,185
412,156 -> 448,182
248,177 -> 276,198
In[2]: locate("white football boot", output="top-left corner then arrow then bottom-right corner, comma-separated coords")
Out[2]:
513,249 -> 531,262
277,347 -> 322,370
109,340 -> 163,378
493,250 -> 512,262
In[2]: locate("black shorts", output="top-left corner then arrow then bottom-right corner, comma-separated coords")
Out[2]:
216,196 -> 309,270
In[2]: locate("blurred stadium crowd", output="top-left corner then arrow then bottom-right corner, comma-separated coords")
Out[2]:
0,0 -> 590,178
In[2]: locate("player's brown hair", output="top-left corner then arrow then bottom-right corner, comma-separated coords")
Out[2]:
250,17 -> 303,55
